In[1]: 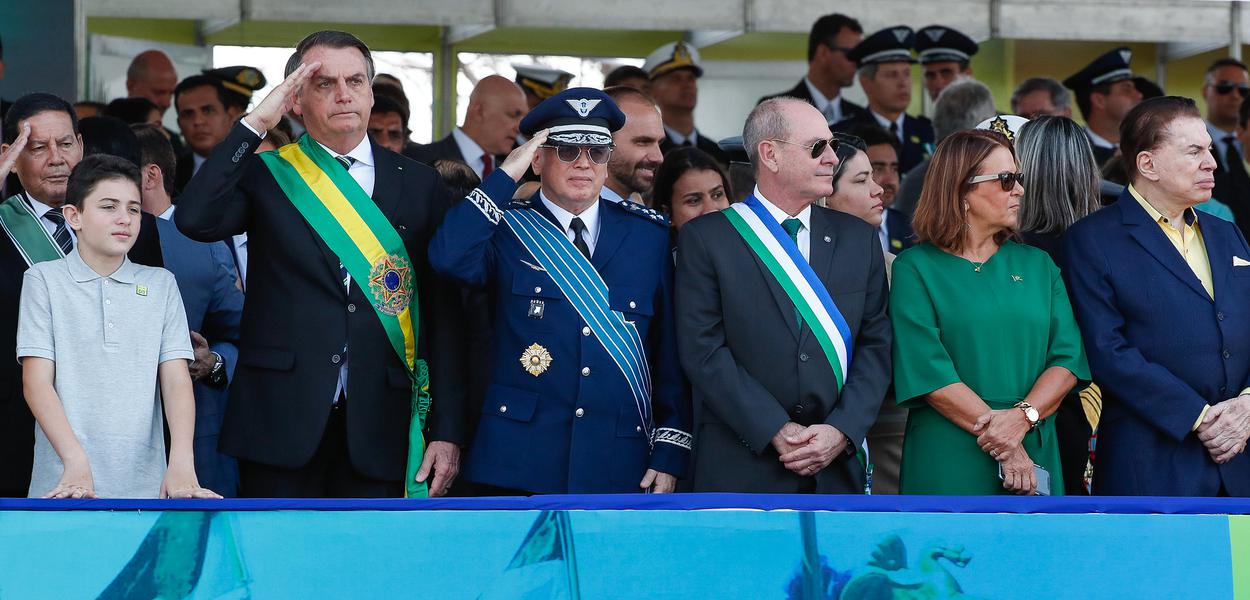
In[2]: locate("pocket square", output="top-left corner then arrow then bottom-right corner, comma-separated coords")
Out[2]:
1235,256 -> 1250,267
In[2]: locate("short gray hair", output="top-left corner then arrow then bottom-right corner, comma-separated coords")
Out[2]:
932,79 -> 997,141
1010,77 -> 1070,115
1015,116 -> 1102,235
743,97 -> 797,169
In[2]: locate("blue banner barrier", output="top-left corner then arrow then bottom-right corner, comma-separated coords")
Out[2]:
2,495 -> 1248,599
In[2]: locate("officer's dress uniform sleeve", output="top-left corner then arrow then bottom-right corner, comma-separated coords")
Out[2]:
428,170 -> 517,286
645,228 -> 692,478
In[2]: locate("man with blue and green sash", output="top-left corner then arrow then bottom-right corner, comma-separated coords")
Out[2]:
175,31 -> 467,498
676,97 -> 892,494
430,87 -> 691,495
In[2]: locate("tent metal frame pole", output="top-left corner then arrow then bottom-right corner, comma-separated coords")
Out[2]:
433,30 -> 457,140
1232,2 -> 1244,61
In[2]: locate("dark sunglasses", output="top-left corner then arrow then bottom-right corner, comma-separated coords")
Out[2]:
1214,82 -> 1250,98
770,136 -> 841,159
967,171 -> 1025,191
540,144 -> 613,165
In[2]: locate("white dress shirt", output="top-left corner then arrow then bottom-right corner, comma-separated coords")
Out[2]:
192,153 -> 208,177
451,127 -> 491,180
540,191 -> 601,256
878,219 -> 891,254
871,110 -> 907,144
599,185 -> 627,204
804,77 -> 845,125
1085,128 -> 1116,151
754,187 -> 812,262
232,234 -> 249,285
664,125 -> 701,148
25,193 -> 77,245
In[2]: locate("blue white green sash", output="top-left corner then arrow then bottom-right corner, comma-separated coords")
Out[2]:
502,207 -> 654,441
0,194 -> 64,267
722,195 -> 853,390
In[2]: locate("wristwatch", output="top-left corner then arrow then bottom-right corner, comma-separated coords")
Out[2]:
208,351 -> 225,385
210,351 -> 224,375
1014,401 -> 1040,429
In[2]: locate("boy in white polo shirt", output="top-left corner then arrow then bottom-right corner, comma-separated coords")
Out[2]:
17,155 -> 220,499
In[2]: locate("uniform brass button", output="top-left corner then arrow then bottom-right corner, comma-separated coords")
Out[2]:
635,425 -> 642,432
575,408 -> 585,417
582,327 -> 591,336
499,405 -> 508,413
581,367 -> 591,376
628,301 -> 637,309
534,286 -> 542,294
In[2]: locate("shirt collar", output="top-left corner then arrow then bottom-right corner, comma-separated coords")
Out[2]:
1207,120 -> 1236,144
1086,128 -> 1116,150
24,192 -> 58,220
1128,183 -> 1198,228
753,186 -> 812,231
600,185 -> 627,204
65,248 -> 139,284
802,77 -> 836,112
539,190 -> 600,242
315,134 -> 374,167
451,128 -> 486,164
664,125 -> 699,147
870,110 -> 906,141
158,205 -> 175,221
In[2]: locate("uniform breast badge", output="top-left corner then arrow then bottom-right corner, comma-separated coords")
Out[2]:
520,343 -> 553,376
369,254 -> 414,316
528,299 -> 545,319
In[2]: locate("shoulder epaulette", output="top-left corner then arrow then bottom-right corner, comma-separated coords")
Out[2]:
617,200 -> 670,227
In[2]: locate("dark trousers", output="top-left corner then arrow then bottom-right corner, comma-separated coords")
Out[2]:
238,401 -> 401,498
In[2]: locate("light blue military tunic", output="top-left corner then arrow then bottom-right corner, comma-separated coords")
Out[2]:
429,170 -> 690,494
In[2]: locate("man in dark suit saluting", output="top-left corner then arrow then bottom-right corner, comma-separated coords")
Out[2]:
176,30 -> 465,498
676,98 -> 892,493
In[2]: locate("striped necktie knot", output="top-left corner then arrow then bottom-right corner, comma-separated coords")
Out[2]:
336,155 -> 356,170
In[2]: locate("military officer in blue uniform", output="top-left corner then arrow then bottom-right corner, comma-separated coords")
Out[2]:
833,26 -> 935,173
429,88 -> 690,495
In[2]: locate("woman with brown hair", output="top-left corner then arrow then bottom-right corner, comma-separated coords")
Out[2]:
890,129 -> 1089,495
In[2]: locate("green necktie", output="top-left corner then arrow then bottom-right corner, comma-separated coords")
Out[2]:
781,218 -> 803,327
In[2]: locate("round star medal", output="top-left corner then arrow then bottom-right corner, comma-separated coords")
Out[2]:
520,343 -> 553,376
368,254 -> 414,316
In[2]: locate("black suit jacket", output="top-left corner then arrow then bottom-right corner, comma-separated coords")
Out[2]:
660,132 -> 731,166
757,79 -> 866,124
833,111 -> 934,174
404,133 -> 465,167
0,200 -> 163,496
174,151 -> 197,195
882,207 -> 914,253
675,205 -> 892,493
175,123 -> 466,481
1213,158 -> 1250,238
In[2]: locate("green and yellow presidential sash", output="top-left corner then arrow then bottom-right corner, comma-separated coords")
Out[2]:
259,135 -> 431,498
0,194 -> 65,266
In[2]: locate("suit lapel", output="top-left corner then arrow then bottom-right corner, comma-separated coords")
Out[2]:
1120,196 -> 1212,301
1203,217 -> 1235,301
371,141 -> 403,222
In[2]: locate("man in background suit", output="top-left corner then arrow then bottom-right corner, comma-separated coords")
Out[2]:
407,75 -> 526,182
834,26 -> 935,174
133,122 -> 244,496
644,41 -> 730,166
176,30 -> 466,498
757,13 -> 865,126
677,98 -> 892,493
1065,96 -> 1250,496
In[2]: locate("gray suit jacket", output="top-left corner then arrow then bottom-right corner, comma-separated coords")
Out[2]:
675,204 -> 892,493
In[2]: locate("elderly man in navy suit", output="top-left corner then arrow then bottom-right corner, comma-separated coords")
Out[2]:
430,88 -> 691,495
1065,96 -> 1250,496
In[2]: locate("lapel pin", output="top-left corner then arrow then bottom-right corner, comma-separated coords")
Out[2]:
398,166 -> 403,170
823,236 -> 832,243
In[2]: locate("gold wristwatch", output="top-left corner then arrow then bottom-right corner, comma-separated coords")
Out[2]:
1014,401 -> 1040,429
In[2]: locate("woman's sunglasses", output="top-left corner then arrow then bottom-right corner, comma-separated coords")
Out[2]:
540,144 -> 613,165
967,171 -> 1025,191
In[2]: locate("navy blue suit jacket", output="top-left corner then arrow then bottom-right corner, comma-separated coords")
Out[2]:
1063,188 -> 1250,496
883,208 -> 914,253
429,171 -> 690,494
156,215 -> 244,495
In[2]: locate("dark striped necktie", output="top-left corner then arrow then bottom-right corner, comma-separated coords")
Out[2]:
336,155 -> 356,170
42,208 -> 74,255
335,155 -> 356,289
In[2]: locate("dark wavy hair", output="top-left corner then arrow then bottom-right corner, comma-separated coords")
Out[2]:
651,146 -> 733,217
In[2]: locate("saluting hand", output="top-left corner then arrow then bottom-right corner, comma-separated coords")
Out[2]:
0,123 -> 31,183
244,61 -> 321,133
499,129 -> 549,182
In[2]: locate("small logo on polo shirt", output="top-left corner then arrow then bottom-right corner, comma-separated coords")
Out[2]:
136,285 -> 148,296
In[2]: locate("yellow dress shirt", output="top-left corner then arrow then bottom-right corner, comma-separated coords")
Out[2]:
1126,186 -> 1247,430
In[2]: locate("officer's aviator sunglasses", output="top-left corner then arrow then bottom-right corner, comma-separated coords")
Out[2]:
769,136 -> 840,159
967,171 -> 1025,192
1214,82 -> 1250,98
540,144 -> 613,165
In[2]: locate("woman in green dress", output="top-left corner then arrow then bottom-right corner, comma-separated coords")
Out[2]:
891,129 -> 1089,495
